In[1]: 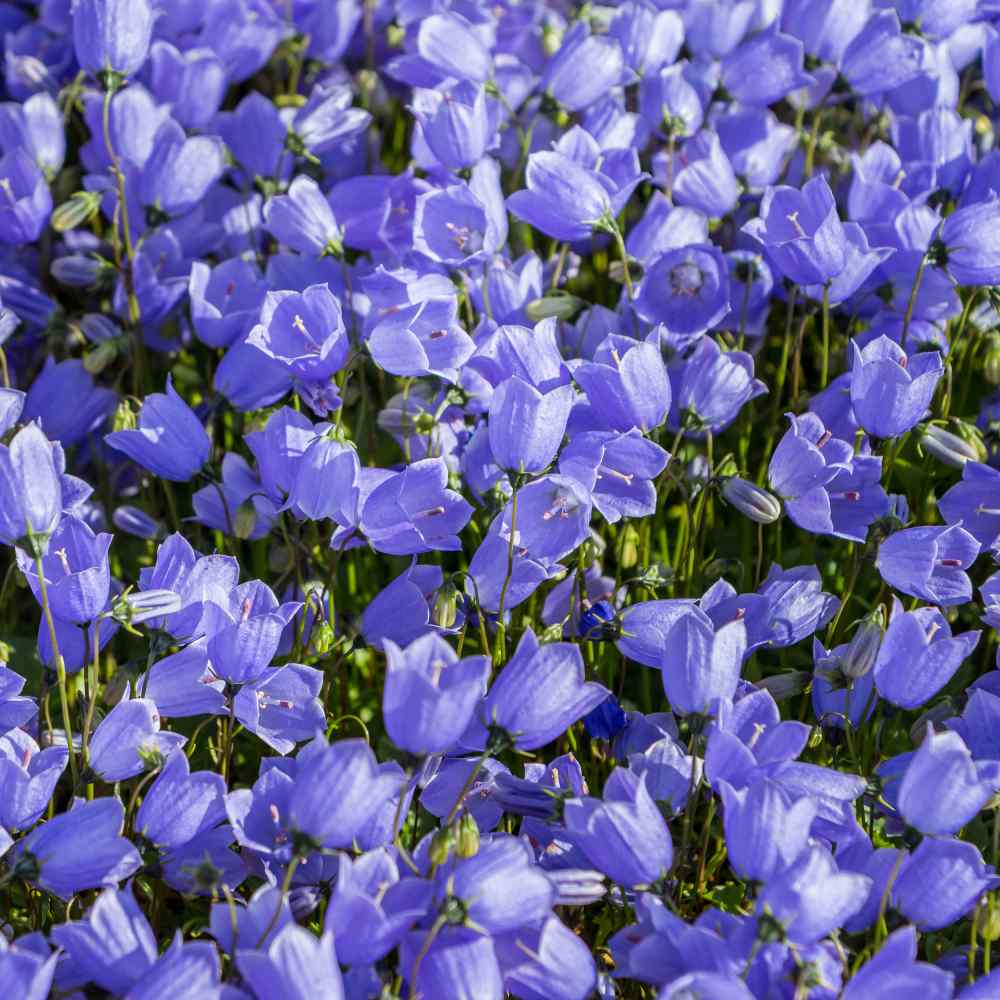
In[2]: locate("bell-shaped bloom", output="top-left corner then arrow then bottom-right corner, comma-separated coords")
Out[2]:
573,333 -> 670,433
898,727 -> 1000,836
288,737 -> 403,849
0,666 -> 37,736
247,284 -> 349,384
563,767 -> 673,887
483,629 -> 608,750
876,523 -> 979,607
758,845 -> 871,944
0,148 -> 52,245
939,197 -> 1000,286
16,515 -> 111,624
324,850 -> 431,966
264,176 -> 342,257
498,474 -> 593,567
0,729 -> 67,830
843,926 -> 953,1000
383,633 -> 489,755
849,336 -> 943,439
106,376 -> 210,482
361,562 -> 443,650
286,434 -> 359,525
135,749 -> 226,852
661,609 -> 746,716
192,452 -> 279,541
139,121 -> 224,217
205,581 -> 302,684
0,423 -> 62,547
73,0 -> 153,78
840,10 -> 924,96
543,20 -> 625,112
669,131 -> 739,219
507,150 -> 620,241
88,697 -> 186,782
720,28 -> 812,107
718,775 -> 815,882
672,337 -> 766,434
939,461 -> 1000,549
495,915 -> 597,1000
14,797 -> 141,900
234,662 -> 326,755
489,377 -> 574,474
873,600 -> 980,709
412,81 -> 495,171
399,927 -> 502,1000
769,412 -> 853,510
238,925 -> 344,1000
51,887 -> 157,995
558,430 -> 668,524
188,257 -> 267,349
368,297 -> 475,382
360,458 -> 472,556
894,838 -> 1000,931
413,159 -> 507,266
636,245 -> 730,335
742,176 -> 847,286
22,358 -> 115,446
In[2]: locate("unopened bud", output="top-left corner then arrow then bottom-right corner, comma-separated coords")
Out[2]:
234,500 -> 257,540
841,608 -> 884,679
525,293 -> 585,322
84,339 -> 119,375
432,581 -> 459,629
429,826 -> 455,866
618,524 -> 640,570
115,588 -> 182,625
50,191 -> 102,232
455,812 -> 480,858
112,400 -> 137,432
919,423 -> 985,469
756,671 -> 810,701
986,334 -> 1000,385
720,477 -> 782,524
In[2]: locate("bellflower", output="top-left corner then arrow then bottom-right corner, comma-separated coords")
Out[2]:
0,422 -> 62,548
672,337 -> 766,434
742,176 -> 847,285
661,609 -> 746,716
383,633 -> 489,755
106,377 -> 210,482
873,600 -> 980,709
635,245 -> 731,335
482,629 -> 608,750
73,0 -> 153,80
876,523 -> 979,607
849,336 -> 943,439
13,797 -> 141,899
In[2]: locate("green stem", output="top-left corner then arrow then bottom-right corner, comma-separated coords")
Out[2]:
820,282 -> 831,388
255,855 -> 300,948
900,252 -> 929,348
32,542 -> 80,788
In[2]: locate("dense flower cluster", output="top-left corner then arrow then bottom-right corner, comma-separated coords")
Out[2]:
4,0 -> 1000,997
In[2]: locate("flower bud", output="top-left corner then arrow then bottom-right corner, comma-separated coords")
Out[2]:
50,191 -> 102,232
235,500 -> 257,540
525,293 -> 585,322
432,581 -> 459,629
756,671 -> 810,701
841,607 -> 884,680
112,400 -> 137,432
455,812 -> 480,858
50,254 -> 108,288
115,588 -> 182,625
720,476 -> 782,524
986,334 -> 1000,385
919,422 -> 985,469
618,524 -> 640,570
84,339 -> 119,375
112,505 -> 163,541
429,826 -> 455,866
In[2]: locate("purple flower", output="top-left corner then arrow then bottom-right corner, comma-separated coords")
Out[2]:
382,633 -> 489,755
264,176 -> 342,257
87,697 -> 185,781
563,768 -> 673,887
718,775 -> 815,882
489,377 -> 574,474
873,600 -> 980,709
894,838 -> 1000,931
938,461 -> 1000,549
73,0 -> 154,79
22,358 -> 115,446
636,245 -> 731,335
247,284 -> 350,384
106,377 -> 210,482
0,423 -> 62,548
939,197 -> 1000,285
849,336 -> 943,439
14,797 -> 141,899
876,523 -> 979,607
367,297 -> 475,382
238,926 -> 344,1000
661,609 -> 746,716
672,337 -> 766,434
483,629 -> 608,750
898,727 -> 1000,836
